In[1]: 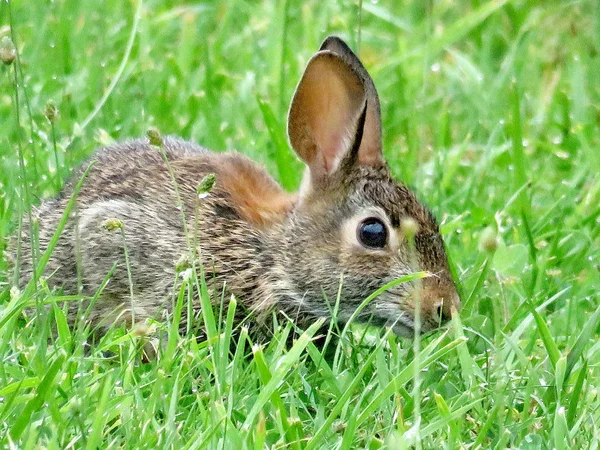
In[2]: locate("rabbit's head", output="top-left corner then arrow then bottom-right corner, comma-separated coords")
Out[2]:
283,37 -> 460,334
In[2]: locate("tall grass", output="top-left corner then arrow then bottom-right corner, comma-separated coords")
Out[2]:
1,0 -> 599,448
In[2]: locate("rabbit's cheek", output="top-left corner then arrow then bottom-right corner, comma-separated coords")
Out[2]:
339,247 -> 393,278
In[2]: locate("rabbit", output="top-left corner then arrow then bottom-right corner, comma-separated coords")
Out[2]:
10,36 -> 460,340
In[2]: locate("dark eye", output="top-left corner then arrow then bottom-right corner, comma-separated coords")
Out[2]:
357,217 -> 387,249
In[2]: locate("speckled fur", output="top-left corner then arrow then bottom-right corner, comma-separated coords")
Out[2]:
9,37 -> 460,340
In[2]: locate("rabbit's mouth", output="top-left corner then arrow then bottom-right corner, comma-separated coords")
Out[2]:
370,291 -> 419,336
370,301 -> 445,337
389,318 -> 444,337
367,312 -> 416,336
391,322 -> 415,337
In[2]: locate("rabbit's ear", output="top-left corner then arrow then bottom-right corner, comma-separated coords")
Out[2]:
319,36 -> 383,167
287,51 -> 368,183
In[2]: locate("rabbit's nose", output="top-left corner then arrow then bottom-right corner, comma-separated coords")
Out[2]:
433,293 -> 460,323
421,287 -> 461,326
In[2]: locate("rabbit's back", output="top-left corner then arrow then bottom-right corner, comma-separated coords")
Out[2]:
11,137 -> 293,330
62,136 -> 207,203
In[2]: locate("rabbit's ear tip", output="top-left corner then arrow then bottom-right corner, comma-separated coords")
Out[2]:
319,36 -> 353,54
320,35 -> 344,47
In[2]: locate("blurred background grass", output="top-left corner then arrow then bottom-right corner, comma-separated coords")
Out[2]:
1,0 -> 600,447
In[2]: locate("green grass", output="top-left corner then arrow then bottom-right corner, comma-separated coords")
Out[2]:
1,0 -> 600,448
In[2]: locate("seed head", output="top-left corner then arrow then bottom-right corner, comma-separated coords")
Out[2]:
0,36 -> 16,66
179,268 -> 194,281
401,217 -> 419,240
10,286 -> 20,301
479,226 -> 498,253
102,218 -> 123,231
45,101 -> 58,124
175,252 -> 193,273
147,127 -> 163,147
197,173 -> 216,199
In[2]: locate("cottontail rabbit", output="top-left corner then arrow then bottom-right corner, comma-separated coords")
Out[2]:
11,36 -> 460,338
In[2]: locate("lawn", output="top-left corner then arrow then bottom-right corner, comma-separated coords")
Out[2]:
1,0 -> 600,448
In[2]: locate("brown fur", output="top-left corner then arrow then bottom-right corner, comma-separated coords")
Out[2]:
206,153 -> 296,228
8,36 -> 460,341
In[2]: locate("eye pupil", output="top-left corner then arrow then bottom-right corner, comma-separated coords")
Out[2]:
358,218 -> 387,248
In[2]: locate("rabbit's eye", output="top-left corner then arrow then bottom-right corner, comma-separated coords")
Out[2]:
357,217 -> 387,249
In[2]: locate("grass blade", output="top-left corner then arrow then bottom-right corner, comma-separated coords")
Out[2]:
85,373 -> 114,450
565,302 -> 600,381
532,310 -> 560,368
567,360 -> 587,429
256,97 -> 299,191
242,318 -> 324,431
10,352 -> 66,440
355,334 -> 465,427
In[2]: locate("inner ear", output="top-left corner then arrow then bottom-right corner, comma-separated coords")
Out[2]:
287,51 -> 367,183
319,36 -> 384,167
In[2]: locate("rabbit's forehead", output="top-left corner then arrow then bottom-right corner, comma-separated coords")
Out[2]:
350,175 -> 439,235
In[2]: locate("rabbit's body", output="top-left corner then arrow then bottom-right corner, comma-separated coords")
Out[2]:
16,137 -> 297,332
11,36 -> 461,339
